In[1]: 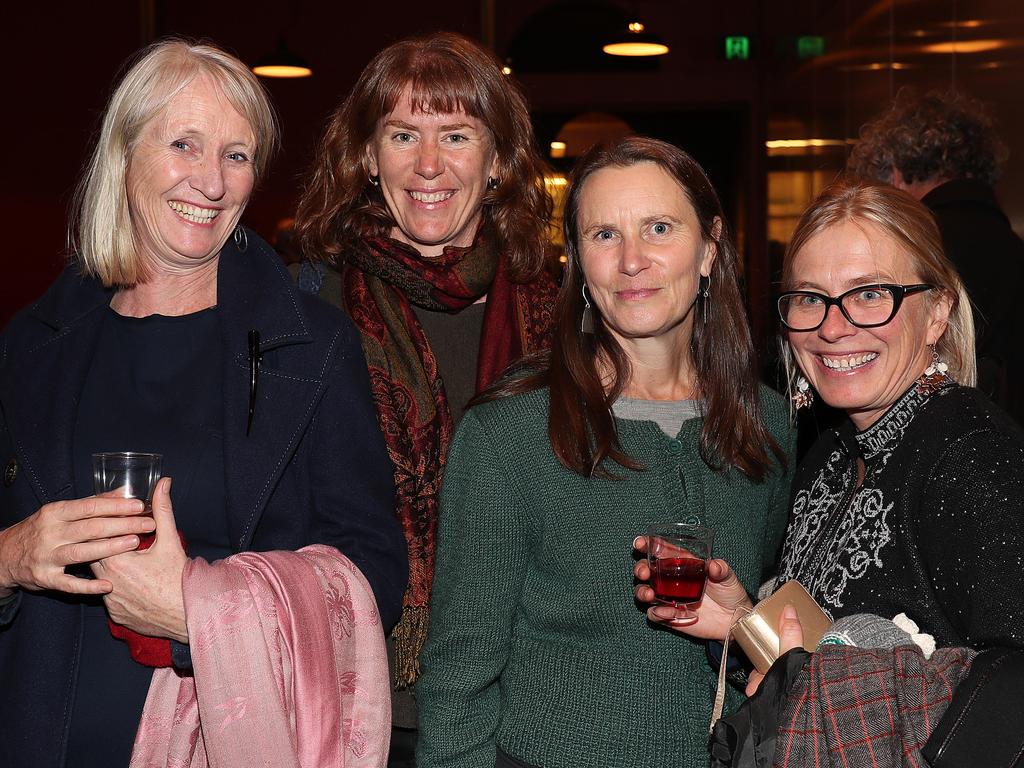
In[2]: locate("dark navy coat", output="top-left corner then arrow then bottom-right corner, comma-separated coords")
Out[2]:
0,229 -> 407,767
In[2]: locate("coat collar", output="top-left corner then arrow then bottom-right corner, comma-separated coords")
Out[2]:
922,179 -> 1008,224
5,229 -> 327,550
215,230 -> 324,549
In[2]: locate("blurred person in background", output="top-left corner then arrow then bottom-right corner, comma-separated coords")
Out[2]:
849,88 -> 1024,424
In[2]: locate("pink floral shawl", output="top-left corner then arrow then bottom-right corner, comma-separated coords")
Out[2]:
129,545 -> 390,768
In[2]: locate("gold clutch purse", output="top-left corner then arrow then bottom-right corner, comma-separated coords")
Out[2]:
731,579 -> 832,673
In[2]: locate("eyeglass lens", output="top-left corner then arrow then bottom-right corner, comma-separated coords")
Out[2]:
780,286 -> 896,330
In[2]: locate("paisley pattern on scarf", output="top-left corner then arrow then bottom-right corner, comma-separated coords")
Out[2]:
130,546 -> 389,768
339,227 -> 556,686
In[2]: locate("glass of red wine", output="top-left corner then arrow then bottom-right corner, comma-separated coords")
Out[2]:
646,523 -> 713,626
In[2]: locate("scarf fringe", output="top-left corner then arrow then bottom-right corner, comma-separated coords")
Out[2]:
392,604 -> 429,689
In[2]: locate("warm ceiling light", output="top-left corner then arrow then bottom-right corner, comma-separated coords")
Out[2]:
843,61 -> 912,71
550,141 -> 567,159
922,39 -> 1010,54
501,65 -> 513,75
603,20 -> 670,57
253,39 -> 313,78
765,139 -> 848,149
940,19 -> 984,29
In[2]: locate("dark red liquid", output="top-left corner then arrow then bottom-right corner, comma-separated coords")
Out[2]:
651,557 -> 707,604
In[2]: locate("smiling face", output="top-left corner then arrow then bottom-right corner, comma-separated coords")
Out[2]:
126,74 -> 256,278
787,218 -> 950,429
365,88 -> 498,258
577,162 -> 717,352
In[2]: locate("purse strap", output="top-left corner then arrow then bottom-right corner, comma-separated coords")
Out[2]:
711,606 -> 753,731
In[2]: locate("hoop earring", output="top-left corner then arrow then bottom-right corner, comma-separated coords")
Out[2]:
581,283 -> 596,334
233,226 -> 248,253
368,174 -> 380,187
487,176 -> 501,191
698,273 -> 712,325
792,376 -> 813,410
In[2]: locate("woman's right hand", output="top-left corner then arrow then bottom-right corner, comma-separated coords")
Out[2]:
633,536 -> 753,639
0,496 -> 156,595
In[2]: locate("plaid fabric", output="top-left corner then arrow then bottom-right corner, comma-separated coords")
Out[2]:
774,645 -> 976,768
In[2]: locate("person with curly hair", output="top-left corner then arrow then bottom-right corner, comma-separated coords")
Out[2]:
848,89 -> 1024,423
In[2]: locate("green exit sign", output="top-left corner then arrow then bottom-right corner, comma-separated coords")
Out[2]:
724,36 -> 750,60
797,35 -> 825,59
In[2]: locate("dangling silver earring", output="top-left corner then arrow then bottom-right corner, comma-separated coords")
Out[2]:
792,376 -> 813,410
918,344 -> 950,394
581,283 -> 596,334
487,176 -> 501,191
233,226 -> 248,253
698,273 -> 712,324
368,174 -> 380,187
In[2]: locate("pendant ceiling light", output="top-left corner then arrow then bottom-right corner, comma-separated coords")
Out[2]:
252,38 -> 313,78
603,21 -> 669,57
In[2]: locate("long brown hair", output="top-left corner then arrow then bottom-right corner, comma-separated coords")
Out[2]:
294,32 -> 551,281
485,137 -> 785,479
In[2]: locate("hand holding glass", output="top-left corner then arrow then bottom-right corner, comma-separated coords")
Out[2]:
92,451 -> 162,515
646,523 -> 713,626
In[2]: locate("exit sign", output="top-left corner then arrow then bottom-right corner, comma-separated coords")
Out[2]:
797,36 -> 825,59
724,36 -> 750,60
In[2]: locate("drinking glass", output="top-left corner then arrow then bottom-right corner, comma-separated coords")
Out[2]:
92,452 -> 163,513
646,522 -> 714,626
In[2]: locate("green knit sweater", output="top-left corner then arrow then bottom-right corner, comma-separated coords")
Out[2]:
417,386 -> 796,768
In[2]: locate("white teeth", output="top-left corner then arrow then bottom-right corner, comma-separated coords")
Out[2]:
409,190 -> 454,203
168,201 -> 219,223
821,352 -> 879,370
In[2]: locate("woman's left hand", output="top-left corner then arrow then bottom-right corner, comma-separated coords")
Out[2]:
744,604 -> 804,696
91,477 -> 188,643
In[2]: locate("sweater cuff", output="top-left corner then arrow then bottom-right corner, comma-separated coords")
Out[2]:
170,639 -> 193,671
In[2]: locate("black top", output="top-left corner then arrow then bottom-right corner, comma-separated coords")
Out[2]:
67,306 -> 227,767
922,180 -> 1024,424
412,302 -> 485,424
777,381 -> 1024,649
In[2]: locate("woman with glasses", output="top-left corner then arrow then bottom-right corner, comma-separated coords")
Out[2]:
636,179 -> 1024,764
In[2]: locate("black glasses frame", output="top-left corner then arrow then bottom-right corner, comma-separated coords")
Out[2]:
777,283 -> 933,331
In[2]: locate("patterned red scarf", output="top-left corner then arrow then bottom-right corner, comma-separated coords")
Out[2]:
340,228 -> 555,687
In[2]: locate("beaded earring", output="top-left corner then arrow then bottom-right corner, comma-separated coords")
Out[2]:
917,345 -> 949,395
792,376 -> 813,410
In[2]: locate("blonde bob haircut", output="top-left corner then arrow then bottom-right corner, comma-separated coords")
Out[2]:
780,179 -> 976,404
71,38 -> 279,287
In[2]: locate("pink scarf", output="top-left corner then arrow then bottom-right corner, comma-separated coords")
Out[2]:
129,545 -> 390,768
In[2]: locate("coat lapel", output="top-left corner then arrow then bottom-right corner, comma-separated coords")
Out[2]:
2,270 -> 111,508
217,231 -> 322,550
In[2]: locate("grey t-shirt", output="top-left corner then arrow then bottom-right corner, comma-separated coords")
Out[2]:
612,396 -> 701,437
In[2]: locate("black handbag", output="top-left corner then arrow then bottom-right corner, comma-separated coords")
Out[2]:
922,647 -> 1024,768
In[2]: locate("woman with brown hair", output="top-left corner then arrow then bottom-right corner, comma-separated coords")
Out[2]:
293,31 -> 556,763
416,136 -> 794,768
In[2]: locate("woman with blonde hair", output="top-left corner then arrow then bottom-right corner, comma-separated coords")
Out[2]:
637,180 -> 1024,766
0,38 -> 405,767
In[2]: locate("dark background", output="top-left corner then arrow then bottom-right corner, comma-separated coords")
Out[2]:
6,0 -> 1023,350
